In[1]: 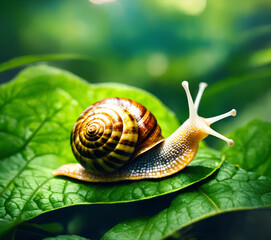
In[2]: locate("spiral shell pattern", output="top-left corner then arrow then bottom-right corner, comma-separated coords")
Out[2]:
71,103 -> 139,174
71,97 -> 164,175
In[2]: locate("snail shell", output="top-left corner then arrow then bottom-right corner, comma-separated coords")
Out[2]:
71,97 -> 164,174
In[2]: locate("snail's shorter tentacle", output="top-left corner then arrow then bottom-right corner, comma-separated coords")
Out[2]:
205,109 -> 237,125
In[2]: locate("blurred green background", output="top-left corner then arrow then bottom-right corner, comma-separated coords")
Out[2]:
1,0 -> 270,136
0,0 -> 271,131
1,0 -> 271,239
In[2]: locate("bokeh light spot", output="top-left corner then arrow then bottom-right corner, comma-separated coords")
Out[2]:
147,53 -> 169,77
178,0 -> 207,15
89,0 -> 115,4
159,0 -> 207,15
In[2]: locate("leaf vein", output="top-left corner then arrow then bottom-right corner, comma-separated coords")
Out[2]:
136,221 -> 148,240
0,102 -> 69,197
198,188 -> 220,211
14,176 -> 54,224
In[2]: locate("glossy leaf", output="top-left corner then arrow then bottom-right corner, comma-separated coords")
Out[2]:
223,120 -> 271,177
103,161 -> 271,240
0,65 -> 222,235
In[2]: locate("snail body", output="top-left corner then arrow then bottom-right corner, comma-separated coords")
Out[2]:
53,81 -> 236,182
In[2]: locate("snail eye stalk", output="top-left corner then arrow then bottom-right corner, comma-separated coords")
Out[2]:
182,81 -> 237,146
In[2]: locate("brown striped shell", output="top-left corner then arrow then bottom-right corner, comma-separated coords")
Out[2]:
71,97 -> 164,174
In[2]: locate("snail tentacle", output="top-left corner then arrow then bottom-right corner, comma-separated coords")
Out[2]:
182,81 -> 236,146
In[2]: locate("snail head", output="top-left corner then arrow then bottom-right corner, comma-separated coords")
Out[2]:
182,81 -> 236,146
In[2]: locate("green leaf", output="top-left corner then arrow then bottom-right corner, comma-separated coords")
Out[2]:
0,54 -> 90,73
103,161 -> 271,240
223,120 -> 271,177
0,65 -> 222,235
43,235 -> 89,240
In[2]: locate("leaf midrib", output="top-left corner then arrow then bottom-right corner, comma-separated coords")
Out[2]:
198,188 -> 220,211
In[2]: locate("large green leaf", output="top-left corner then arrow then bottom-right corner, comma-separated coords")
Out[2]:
103,161 -> 271,240
223,120 -> 271,177
0,65 -> 223,235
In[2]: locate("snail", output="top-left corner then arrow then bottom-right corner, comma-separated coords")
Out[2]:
53,81 -> 236,182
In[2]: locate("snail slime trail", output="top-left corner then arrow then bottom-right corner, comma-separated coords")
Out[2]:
53,81 -> 236,182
